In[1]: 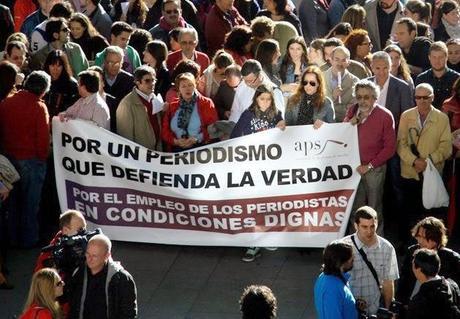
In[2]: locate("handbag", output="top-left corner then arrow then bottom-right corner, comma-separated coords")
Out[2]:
422,158 -> 449,209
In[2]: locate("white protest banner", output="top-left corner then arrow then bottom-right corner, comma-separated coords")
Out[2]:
53,118 -> 361,247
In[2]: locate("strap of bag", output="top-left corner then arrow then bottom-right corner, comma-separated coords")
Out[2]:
351,235 -> 381,290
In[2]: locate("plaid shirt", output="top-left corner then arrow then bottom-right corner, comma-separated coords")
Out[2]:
343,233 -> 399,315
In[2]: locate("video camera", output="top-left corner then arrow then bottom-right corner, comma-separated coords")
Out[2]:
359,301 -> 403,319
41,228 -> 102,274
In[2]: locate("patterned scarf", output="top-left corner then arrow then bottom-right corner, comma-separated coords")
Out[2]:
297,93 -> 315,125
177,92 -> 197,138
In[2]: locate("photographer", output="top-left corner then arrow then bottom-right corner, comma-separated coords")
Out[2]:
314,240 -> 357,319
34,209 -> 87,273
407,248 -> 460,319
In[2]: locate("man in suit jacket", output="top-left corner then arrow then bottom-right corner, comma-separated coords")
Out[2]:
101,46 -> 135,108
324,46 -> 359,122
364,0 -> 404,51
368,51 -> 413,239
368,51 -> 413,128
166,27 -> 209,76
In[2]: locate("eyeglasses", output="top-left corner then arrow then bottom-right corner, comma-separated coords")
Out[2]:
106,61 -> 121,66
356,95 -> 373,100
165,9 -> 179,14
56,280 -> 64,287
180,41 -> 196,46
415,95 -> 432,100
302,80 -> 317,87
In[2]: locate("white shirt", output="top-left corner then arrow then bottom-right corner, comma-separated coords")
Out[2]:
375,76 -> 390,109
229,74 -> 285,123
64,93 -> 111,129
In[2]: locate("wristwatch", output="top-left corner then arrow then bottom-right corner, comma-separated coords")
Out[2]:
367,163 -> 374,171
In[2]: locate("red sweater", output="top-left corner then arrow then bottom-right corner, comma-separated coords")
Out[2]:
344,104 -> 396,168
166,50 -> 210,76
0,90 -> 50,161
162,93 -> 218,149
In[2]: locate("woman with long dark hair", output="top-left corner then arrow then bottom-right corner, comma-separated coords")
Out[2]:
257,0 -> 302,36
384,44 -> 414,92
286,65 -> 335,127
279,37 -> 308,94
43,50 -> 79,118
143,40 -> 171,99
255,39 -> 282,87
69,13 -> 109,62
230,84 -> 285,262
112,0 -> 149,28
19,268 -> 64,319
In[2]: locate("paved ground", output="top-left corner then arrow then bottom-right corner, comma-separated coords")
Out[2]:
1,243 -> 323,319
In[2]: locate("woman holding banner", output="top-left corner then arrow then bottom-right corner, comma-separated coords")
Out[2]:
230,83 -> 285,262
285,66 -> 335,128
162,72 -> 218,152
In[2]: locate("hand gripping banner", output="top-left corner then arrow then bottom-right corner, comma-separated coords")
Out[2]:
53,118 -> 361,247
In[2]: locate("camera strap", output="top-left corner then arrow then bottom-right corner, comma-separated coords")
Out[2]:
351,235 -> 381,291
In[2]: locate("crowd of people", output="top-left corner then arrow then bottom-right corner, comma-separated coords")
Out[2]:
0,0 -> 459,317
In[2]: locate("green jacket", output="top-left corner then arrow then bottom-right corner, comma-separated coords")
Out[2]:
94,45 -> 141,70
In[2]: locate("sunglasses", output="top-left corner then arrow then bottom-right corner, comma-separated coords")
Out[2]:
302,80 -> 317,87
415,95 -> 432,100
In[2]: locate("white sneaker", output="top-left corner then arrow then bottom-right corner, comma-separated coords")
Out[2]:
242,247 -> 261,262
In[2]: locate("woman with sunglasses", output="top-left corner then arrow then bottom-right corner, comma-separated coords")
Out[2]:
285,66 -> 335,128
20,268 -> 64,319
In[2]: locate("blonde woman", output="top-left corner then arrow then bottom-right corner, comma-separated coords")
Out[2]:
20,268 -> 64,319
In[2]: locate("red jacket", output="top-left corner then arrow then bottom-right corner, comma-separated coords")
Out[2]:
204,5 -> 247,57
442,96 -> 460,132
34,232 -> 63,273
20,305 -> 53,319
162,93 -> 218,149
0,90 -> 50,161
166,50 -> 210,76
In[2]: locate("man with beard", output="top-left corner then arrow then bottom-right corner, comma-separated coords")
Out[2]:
364,0 -> 404,51
415,42 -> 460,109
343,206 -> 399,317
30,17 -> 89,76
314,240 -> 358,319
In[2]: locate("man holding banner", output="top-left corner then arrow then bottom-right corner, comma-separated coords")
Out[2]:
344,79 -> 396,234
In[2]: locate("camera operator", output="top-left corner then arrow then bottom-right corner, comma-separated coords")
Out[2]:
314,240 -> 358,319
34,209 -> 87,273
397,217 -> 460,309
407,248 -> 460,319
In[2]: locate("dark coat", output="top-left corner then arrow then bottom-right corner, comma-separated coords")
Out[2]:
407,277 -> 460,319
68,260 -> 137,319
397,244 -> 460,305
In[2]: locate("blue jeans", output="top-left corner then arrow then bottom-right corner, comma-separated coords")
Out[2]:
7,159 -> 46,247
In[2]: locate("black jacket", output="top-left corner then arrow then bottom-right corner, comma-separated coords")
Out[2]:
68,260 -> 137,319
407,277 -> 460,319
397,244 -> 460,305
